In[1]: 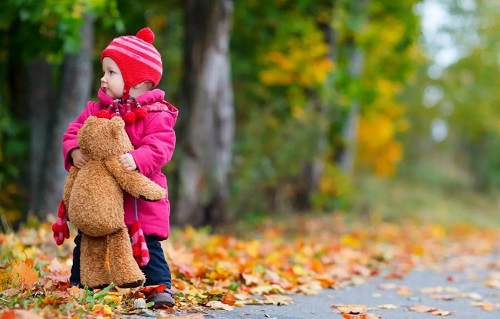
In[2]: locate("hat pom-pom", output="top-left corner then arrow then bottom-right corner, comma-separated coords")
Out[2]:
97,109 -> 110,119
123,111 -> 137,125
136,27 -> 154,44
134,107 -> 147,119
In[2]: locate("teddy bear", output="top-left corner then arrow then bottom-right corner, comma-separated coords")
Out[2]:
60,116 -> 166,289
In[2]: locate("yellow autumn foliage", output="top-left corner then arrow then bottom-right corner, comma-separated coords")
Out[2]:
357,113 -> 404,177
259,30 -> 334,88
357,17 -> 405,58
357,79 -> 407,177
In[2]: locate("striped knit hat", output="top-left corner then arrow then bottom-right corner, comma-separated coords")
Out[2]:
101,27 -> 162,97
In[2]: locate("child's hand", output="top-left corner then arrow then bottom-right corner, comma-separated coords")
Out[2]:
71,148 -> 87,169
119,153 -> 137,171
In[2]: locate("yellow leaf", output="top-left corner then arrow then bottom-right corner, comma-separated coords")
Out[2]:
262,294 -> 294,305
250,284 -> 284,295
0,268 -> 10,286
291,265 -> 306,276
207,300 -> 234,310
377,304 -> 398,309
340,235 -> 360,248
104,293 -> 122,305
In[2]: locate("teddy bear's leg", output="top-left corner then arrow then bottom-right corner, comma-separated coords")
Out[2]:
80,234 -> 112,289
108,228 -> 145,288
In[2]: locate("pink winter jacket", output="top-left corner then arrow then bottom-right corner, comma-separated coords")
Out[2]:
62,88 -> 178,240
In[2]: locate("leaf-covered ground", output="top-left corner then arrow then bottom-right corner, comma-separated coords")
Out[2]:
0,214 -> 498,318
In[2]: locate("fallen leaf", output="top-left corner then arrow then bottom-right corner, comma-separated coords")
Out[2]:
207,300 -> 234,310
470,301 -> 496,311
430,309 -> 452,316
409,305 -> 437,313
221,291 -> 236,305
262,294 -> 294,305
0,288 -> 21,296
377,304 -> 398,309
10,261 -> 39,287
332,303 -> 369,314
0,309 -> 43,319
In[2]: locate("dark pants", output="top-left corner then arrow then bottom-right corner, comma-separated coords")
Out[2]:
70,232 -> 172,288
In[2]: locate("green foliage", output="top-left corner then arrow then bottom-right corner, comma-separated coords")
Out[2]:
0,0 -> 121,62
228,0 -> 426,216
231,108 -> 325,215
0,0 -> 123,227
0,0 -> 452,223
0,102 -> 28,225
230,1 -> 339,215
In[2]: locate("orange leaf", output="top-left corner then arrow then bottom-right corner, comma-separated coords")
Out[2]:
0,309 -> 15,319
221,291 -> 236,306
57,280 -> 70,290
141,284 -> 167,294
43,296 -> 65,306
0,309 -> 43,319
139,284 -> 168,300
10,261 -> 39,287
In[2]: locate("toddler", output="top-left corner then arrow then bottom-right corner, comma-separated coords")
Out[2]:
60,27 -> 177,308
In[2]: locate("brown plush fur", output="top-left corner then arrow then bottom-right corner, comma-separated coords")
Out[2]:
64,116 -> 166,289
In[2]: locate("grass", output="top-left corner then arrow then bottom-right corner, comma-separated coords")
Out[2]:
227,157 -> 500,237
350,161 -> 500,229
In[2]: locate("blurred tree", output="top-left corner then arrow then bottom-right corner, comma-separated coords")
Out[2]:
175,0 -> 235,229
0,0 -> 428,229
229,1 -> 338,217
0,0 -> 121,224
229,0 -> 423,217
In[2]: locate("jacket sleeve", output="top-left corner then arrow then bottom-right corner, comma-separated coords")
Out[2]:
62,101 -> 98,171
129,112 -> 176,177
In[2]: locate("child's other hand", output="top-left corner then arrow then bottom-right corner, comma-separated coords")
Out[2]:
71,148 -> 87,169
119,153 -> 137,171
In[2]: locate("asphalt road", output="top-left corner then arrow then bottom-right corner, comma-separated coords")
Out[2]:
202,254 -> 500,319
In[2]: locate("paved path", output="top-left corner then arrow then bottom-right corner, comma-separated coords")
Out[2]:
202,255 -> 500,319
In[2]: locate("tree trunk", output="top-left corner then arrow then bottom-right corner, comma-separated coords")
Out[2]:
336,0 -> 369,176
35,14 -> 95,217
294,20 -> 335,211
175,0 -> 234,229
339,48 -> 363,175
26,59 -> 52,214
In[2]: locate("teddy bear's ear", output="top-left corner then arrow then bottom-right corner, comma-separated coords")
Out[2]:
110,116 -> 125,138
79,116 -> 97,139
110,116 -> 125,127
86,116 -> 98,124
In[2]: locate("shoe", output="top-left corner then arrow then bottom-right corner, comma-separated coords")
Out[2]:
148,288 -> 176,308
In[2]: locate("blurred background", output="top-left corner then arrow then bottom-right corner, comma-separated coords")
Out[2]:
1,0 -> 499,233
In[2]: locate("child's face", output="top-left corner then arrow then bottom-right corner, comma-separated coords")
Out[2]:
101,57 -> 124,99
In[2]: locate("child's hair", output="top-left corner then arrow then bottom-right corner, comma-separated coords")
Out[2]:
101,27 -> 163,96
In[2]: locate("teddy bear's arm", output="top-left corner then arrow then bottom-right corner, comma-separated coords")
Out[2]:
63,166 -> 79,204
104,157 -> 166,201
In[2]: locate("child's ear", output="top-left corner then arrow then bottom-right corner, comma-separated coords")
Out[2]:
133,82 -> 146,89
132,81 -> 153,89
